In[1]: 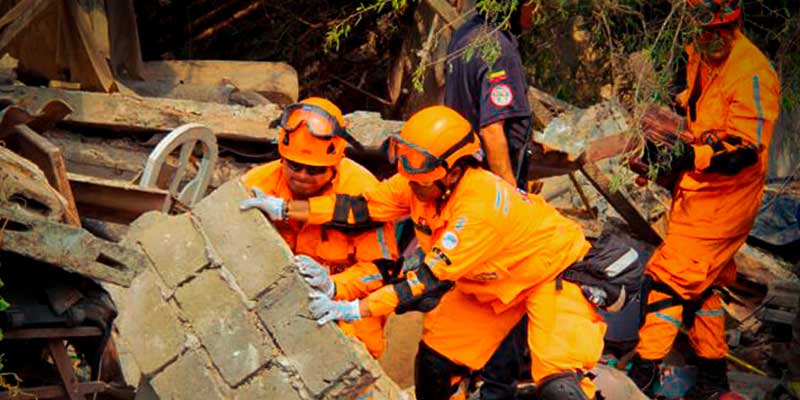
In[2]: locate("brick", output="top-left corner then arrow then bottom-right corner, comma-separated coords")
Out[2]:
112,269 -> 186,375
192,180 -> 293,299
175,270 -> 272,386
150,350 -> 227,400
256,272 -> 376,397
233,367 -> 303,400
128,213 -> 209,288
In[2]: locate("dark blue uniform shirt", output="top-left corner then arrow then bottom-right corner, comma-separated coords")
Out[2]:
444,15 -> 532,170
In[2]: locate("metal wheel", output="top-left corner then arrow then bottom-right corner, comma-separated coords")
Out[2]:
140,123 -> 218,210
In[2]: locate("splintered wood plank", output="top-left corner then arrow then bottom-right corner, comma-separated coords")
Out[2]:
0,0 -> 55,51
13,125 -> 81,226
0,84 -> 283,142
142,59 -> 299,105
580,161 -> 664,245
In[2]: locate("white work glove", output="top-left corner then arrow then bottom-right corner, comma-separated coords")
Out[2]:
239,188 -> 286,221
308,290 -> 360,325
295,255 -> 335,298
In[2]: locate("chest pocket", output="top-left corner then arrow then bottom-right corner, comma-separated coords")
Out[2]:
316,228 -> 355,274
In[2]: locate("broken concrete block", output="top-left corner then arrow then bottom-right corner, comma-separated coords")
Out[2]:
233,367 -> 303,400
150,350 -> 228,400
192,180 -> 293,300
174,270 -> 273,386
129,212 -> 209,288
111,269 -> 186,375
257,272 -> 378,398
114,181 -> 400,398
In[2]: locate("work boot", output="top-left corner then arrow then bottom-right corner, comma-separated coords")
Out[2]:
684,357 -> 732,400
627,354 -> 661,397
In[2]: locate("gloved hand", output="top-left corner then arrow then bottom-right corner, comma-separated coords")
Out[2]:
239,188 -> 286,221
295,255 -> 334,297
308,290 -> 360,325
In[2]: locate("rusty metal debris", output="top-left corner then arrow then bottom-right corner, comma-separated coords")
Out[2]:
0,206 -> 149,287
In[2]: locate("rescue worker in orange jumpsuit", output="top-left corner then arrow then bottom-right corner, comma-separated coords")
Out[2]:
627,1 -> 780,398
239,97 -> 398,399
249,105 -> 607,400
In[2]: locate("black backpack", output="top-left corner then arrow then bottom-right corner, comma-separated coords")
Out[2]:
562,232 -> 649,312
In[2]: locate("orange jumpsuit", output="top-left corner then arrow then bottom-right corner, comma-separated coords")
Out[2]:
636,30 -> 780,360
242,158 -> 398,359
308,168 -> 606,396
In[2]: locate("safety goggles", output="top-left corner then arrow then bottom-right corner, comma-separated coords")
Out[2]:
386,132 -> 477,175
270,103 -> 363,150
688,0 -> 739,26
285,159 -> 329,176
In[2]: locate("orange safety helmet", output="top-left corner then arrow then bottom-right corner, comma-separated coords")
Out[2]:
273,97 -> 360,167
686,0 -> 741,27
388,105 -> 483,182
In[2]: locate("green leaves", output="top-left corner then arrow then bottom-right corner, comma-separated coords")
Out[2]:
324,0 -> 411,52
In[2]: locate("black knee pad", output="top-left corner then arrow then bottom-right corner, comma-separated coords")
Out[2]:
537,372 -> 590,400
414,341 -> 469,400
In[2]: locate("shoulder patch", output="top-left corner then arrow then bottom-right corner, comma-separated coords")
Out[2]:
490,84 -> 513,107
441,231 -> 459,250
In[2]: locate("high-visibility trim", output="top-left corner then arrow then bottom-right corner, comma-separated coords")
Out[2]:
655,312 -> 682,328
494,182 -> 502,210
376,226 -> 391,258
695,308 -> 724,317
752,75 -> 764,146
360,273 -> 383,284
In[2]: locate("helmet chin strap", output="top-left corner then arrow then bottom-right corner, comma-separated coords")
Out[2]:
434,166 -> 465,204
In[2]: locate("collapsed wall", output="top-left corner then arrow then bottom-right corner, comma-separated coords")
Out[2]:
106,180 -> 404,399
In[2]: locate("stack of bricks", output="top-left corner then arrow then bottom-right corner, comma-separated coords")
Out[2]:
107,180 -> 403,399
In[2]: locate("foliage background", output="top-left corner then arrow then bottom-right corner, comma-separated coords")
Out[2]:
134,0 -> 797,115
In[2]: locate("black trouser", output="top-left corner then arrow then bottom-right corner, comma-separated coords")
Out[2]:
415,316 -> 529,400
479,315 -> 529,399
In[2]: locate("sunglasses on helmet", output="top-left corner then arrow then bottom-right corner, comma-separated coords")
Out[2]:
270,103 -> 364,151
284,159 -> 329,176
688,0 -> 739,25
386,131 -> 478,175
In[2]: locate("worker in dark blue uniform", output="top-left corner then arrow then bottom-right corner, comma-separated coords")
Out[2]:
440,5 -> 536,399
444,6 -> 532,190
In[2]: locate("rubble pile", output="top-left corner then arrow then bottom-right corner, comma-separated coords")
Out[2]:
108,181 -> 402,399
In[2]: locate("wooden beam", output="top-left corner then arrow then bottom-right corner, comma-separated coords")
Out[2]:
0,0 -> 55,52
68,172 -> 170,225
2,326 -> 103,339
142,60 -> 299,105
11,125 -> 81,226
425,0 -> 460,28
579,162 -> 663,245
0,85 -> 283,143
61,0 -> 116,92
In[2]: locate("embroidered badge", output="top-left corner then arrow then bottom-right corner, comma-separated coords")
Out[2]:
490,84 -> 513,107
441,231 -> 459,250
472,271 -> 499,281
488,70 -> 508,83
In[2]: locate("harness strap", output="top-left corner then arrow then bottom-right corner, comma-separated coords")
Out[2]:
642,276 -> 718,329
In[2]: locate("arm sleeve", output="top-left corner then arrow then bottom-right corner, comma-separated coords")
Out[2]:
724,70 -> 780,150
307,174 -> 412,225
478,34 -> 531,128
692,70 -> 780,171
423,202 -> 500,281
333,223 -> 399,300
